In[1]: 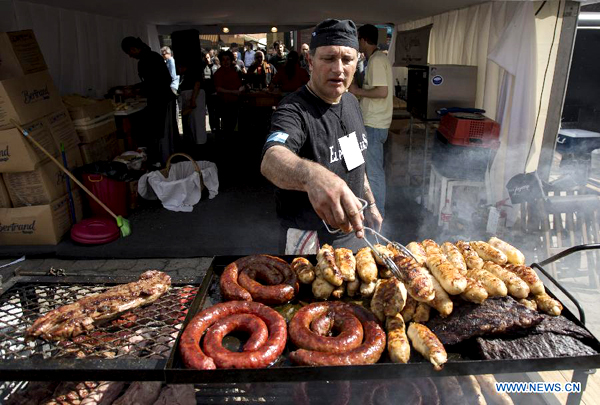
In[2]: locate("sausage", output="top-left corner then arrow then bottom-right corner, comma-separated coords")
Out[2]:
407,322 -> 447,371
483,262 -> 530,299
460,277 -> 489,304
504,264 -> 545,295
442,242 -> 467,275
346,278 -> 360,297
413,301 -> 431,322
489,236 -> 525,265
386,314 -> 410,364
316,244 -> 344,287
534,292 -> 563,316
292,257 -> 315,285
220,255 -> 299,305
179,301 -> 287,370
406,242 -> 428,266
392,254 -> 436,302
400,295 -> 417,322
423,239 -> 467,295
356,247 -> 379,283
470,241 -> 508,265
426,272 -> 453,317
456,240 -> 484,270
334,248 -> 357,282
310,310 -> 335,336
203,313 -> 270,368
289,302 -> 386,366
312,276 -> 335,300
466,268 -> 508,297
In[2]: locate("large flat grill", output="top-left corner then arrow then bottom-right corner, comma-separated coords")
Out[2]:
0,275 -> 204,381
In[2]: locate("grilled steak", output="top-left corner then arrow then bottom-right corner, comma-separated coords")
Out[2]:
477,333 -> 597,360
426,296 -> 543,345
530,314 -> 594,341
27,271 -> 171,341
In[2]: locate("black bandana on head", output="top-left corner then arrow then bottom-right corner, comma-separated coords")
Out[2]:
310,19 -> 359,51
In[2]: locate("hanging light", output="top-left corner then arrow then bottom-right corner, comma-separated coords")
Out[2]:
271,26 -> 278,33
222,27 -> 230,33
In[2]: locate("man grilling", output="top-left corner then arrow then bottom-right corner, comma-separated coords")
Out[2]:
261,19 -> 382,253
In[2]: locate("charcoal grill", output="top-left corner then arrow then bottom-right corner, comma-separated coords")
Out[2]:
166,248 -> 600,405
0,274 -> 204,381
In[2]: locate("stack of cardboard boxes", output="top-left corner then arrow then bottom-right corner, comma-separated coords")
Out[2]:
0,30 -> 83,245
62,94 -> 121,165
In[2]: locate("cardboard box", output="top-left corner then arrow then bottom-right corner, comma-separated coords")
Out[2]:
0,70 -> 64,129
3,147 -> 82,207
46,109 -> 80,151
63,96 -> 116,144
0,30 -> 47,80
0,190 -> 82,245
79,133 -> 121,165
0,118 -> 59,172
0,176 -> 11,208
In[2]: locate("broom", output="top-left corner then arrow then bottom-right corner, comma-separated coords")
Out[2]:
11,119 -> 131,237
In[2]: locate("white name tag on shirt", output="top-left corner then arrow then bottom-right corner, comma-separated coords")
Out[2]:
338,131 -> 365,171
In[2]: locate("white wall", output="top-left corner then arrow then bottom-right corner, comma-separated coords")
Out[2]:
0,0 -> 160,97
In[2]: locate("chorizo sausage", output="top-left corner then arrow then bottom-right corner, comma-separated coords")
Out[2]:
220,255 -> 299,305
179,301 -> 287,370
289,302 -> 386,366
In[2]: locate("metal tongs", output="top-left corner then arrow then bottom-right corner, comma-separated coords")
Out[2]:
322,198 -> 418,282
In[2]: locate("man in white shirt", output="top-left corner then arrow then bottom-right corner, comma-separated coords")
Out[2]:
349,24 -> 393,217
244,43 -> 256,67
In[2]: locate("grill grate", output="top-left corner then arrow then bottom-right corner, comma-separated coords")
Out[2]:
0,282 -> 198,362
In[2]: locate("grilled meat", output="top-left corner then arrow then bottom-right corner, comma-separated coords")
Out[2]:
534,292 -> 563,316
316,244 -> 344,287
80,381 -> 125,405
466,268 -> 507,298
291,257 -> 315,284
504,264 -> 545,295
113,382 -> 163,405
407,323 -> 447,371
442,242 -> 467,275
460,277 -> 488,304
406,242 -> 428,266
392,254 -> 435,302
483,262 -> 529,299
470,241 -> 508,265
334,248 -> 356,282
532,314 -> 594,340
413,301 -> 431,323
488,236 -> 525,265
356,247 -> 379,283
386,313 -> 411,364
426,272 -> 453,317
456,240 -> 484,270
27,271 -> 171,341
477,333 -> 597,360
401,295 -> 418,322
426,296 -> 544,345
312,276 -> 335,300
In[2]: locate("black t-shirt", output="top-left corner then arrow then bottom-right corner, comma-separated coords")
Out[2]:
262,86 -> 368,230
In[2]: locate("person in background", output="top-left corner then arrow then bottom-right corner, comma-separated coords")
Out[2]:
260,19 -> 382,252
299,43 -> 310,73
232,51 -> 246,74
213,50 -> 244,133
208,49 -> 217,64
160,46 -> 179,95
269,41 -> 287,68
349,24 -> 393,217
230,43 -> 242,61
269,51 -> 309,94
121,36 -> 176,166
203,52 -> 219,133
177,59 -> 207,146
244,43 -> 256,68
246,51 -> 277,89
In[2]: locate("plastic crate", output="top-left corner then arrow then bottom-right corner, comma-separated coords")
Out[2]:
438,113 -> 500,148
